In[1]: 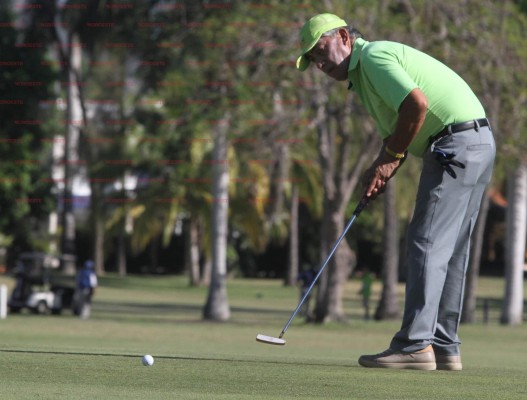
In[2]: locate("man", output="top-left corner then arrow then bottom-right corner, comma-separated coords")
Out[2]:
75,260 -> 98,319
358,267 -> 373,321
297,13 -> 495,370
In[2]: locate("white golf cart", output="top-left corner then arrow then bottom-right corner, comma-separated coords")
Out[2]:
8,252 -> 75,315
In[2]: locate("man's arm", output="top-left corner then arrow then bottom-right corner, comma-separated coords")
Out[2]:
384,87 -> 428,154
363,88 -> 428,198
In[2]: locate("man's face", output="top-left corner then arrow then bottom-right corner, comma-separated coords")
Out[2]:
305,29 -> 352,81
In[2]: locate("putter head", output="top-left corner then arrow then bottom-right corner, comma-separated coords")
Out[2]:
256,333 -> 286,346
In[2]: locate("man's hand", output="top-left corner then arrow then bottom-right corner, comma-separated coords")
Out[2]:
362,151 -> 403,198
360,87 -> 426,199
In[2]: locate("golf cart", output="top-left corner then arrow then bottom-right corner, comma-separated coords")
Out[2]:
8,252 -> 75,315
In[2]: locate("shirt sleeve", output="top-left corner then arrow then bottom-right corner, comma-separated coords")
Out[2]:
361,43 -> 418,112
376,122 -> 390,139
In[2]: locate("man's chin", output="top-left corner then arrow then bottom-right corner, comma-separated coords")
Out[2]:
329,74 -> 348,82
325,69 -> 347,81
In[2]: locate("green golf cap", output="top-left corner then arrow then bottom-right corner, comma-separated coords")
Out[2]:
296,13 -> 347,71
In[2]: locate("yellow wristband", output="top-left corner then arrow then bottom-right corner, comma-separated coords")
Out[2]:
384,146 -> 406,159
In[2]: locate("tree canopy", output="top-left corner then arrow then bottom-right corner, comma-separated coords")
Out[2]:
2,1 -> 526,296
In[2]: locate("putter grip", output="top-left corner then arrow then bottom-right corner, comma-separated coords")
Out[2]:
353,197 -> 369,216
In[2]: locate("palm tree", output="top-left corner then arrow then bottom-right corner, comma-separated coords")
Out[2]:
203,114 -> 231,321
500,164 -> 526,325
375,179 -> 400,320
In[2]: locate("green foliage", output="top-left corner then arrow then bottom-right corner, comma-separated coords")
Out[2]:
515,0 -> 527,13
5,0 -> 527,274
0,5 -> 56,254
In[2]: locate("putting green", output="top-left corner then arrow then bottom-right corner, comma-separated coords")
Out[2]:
0,275 -> 525,399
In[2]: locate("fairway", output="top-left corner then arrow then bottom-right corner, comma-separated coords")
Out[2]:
0,275 -> 525,399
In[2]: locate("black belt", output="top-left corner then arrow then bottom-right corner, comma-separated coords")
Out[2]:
429,118 -> 490,146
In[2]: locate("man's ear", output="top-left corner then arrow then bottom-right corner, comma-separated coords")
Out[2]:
338,28 -> 352,47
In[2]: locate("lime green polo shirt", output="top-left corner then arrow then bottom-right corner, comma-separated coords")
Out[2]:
348,38 -> 485,156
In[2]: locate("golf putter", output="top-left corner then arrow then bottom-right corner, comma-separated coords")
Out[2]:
256,196 -> 369,345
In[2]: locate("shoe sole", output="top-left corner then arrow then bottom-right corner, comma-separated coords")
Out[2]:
359,359 -> 436,370
436,363 -> 462,371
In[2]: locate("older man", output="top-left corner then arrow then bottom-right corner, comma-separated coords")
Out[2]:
297,13 -> 495,370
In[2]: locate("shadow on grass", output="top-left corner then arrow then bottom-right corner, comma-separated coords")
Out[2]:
0,348 -> 354,368
91,300 -> 295,325
94,300 -> 290,315
96,275 -> 195,291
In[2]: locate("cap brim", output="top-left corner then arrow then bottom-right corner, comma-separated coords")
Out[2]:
296,38 -> 318,71
296,55 -> 310,71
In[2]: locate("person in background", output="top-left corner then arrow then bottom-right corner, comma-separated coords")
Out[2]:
297,266 -> 318,320
358,267 -> 373,320
75,260 -> 98,319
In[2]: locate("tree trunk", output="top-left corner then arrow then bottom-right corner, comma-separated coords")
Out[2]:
117,226 -> 127,277
186,218 -> 201,286
203,116 -> 231,321
268,145 -> 288,226
311,86 -> 378,324
201,257 -> 212,287
329,212 -> 355,322
268,89 -> 288,226
93,191 -> 105,276
60,33 -> 82,275
461,193 -> 490,323
375,179 -> 400,320
149,233 -> 159,273
286,185 -> 299,286
315,197 -> 330,317
314,207 -> 355,323
500,164 -> 527,325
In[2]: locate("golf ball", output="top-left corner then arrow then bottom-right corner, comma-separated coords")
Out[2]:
142,354 -> 154,366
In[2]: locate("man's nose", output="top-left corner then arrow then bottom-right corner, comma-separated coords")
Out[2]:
315,59 -> 325,70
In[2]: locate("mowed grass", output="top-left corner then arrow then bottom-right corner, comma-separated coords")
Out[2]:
0,274 -> 526,400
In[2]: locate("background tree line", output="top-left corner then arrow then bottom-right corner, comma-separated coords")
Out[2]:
1,0 -> 525,324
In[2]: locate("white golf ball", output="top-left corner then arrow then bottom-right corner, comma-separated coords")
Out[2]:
142,354 -> 154,366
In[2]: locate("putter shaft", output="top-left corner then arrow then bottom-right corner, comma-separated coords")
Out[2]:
278,197 -> 368,338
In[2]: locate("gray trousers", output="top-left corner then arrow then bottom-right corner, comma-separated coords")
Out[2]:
390,123 -> 495,356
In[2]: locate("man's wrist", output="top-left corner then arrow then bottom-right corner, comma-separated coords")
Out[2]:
384,145 -> 406,159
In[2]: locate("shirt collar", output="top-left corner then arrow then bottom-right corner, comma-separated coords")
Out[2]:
347,37 -> 368,89
348,37 -> 367,71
